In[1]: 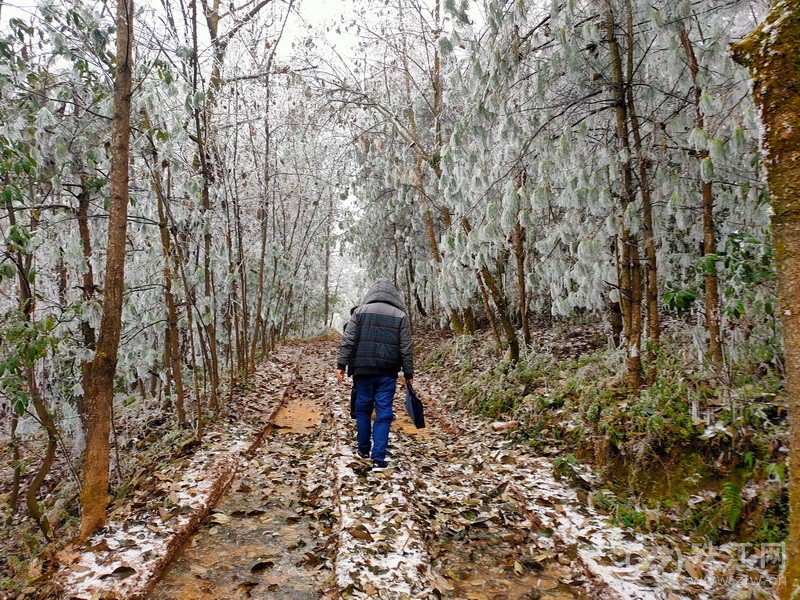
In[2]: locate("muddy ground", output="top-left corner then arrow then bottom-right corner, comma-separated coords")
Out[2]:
148,340 -> 586,599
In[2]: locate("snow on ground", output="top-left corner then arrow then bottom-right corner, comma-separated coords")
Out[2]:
418,376 -> 776,600
52,349 -> 300,599
51,340 -> 777,599
328,372 -> 433,599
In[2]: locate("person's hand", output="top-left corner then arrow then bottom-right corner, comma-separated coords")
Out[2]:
336,369 -> 345,383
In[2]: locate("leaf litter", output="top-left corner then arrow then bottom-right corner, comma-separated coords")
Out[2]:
416,374 -> 778,599
151,351 -> 339,599
56,338 -> 777,600
52,348 -> 300,599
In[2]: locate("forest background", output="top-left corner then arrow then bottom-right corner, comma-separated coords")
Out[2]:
2,0 -> 800,596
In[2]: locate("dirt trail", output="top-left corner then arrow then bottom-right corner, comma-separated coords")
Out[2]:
394,406 -> 583,599
150,357 -> 338,599
148,340 -> 591,599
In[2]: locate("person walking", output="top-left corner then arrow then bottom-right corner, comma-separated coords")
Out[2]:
336,279 -> 414,469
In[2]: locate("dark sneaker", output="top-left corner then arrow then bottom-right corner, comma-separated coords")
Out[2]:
357,449 -> 370,459
372,460 -> 388,469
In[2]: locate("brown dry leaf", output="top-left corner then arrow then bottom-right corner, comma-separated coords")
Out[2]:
27,557 -> 43,580
211,512 -> 231,524
69,564 -> 92,573
99,565 -> 137,580
348,524 -> 373,541
85,539 -> 112,553
684,558 -> 703,579
250,560 -> 275,573
56,548 -> 82,566
189,564 -> 208,577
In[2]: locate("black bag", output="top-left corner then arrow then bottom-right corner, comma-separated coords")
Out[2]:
404,383 -> 425,429
350,385 -> 357,419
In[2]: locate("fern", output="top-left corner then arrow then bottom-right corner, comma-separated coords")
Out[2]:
721,482 -> 743,530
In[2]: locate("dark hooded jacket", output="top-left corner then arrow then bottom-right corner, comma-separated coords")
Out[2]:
337,279 -> 414,379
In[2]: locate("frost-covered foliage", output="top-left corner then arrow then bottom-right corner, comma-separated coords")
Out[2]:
330,0 -> 775,367
0,0 -> 349,532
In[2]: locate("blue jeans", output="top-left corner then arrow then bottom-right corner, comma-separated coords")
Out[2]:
354,376 -> 396,461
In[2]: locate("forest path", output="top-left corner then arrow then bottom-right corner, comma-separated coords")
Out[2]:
148,339 -> 587,599
149,353 -> 337,599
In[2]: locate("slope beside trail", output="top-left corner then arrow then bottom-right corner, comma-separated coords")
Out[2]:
147,338 -> 763,599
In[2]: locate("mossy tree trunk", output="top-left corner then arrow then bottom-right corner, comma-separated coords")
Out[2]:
732,2 -> 800,595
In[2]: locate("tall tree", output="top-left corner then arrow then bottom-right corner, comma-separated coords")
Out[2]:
732,1 -> 800,595
605,0 -> 644,390
79,0 -> 134,538
681,27 -> 724,368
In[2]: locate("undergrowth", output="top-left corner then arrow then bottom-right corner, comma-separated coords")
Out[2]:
421,324 -> 789,545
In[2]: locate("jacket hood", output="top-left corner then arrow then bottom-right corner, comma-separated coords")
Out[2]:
362,278 -> 407,313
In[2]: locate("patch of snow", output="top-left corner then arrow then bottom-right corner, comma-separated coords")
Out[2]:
53,349 -> 301,599
328,377 -> 433,598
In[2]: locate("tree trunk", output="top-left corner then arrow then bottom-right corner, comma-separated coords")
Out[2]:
324,195 -> 332,328
480,265 -> 520,361
605,0 -> 643,391
26,373 -> 57,539
607,298 -> 623,347
190,0 -> 219,412
76,179 -> 96,433
172,227 -> 204,438
250,76 -> 271,370
681,28 -> 724,369
57,250 -> 67,307
512,221 -> 531,346
154,169 -> 186,425
732,5 -> 800,595
398,5 -> 462,336
6,205 -> 56,537
462,307 -> 476,335
476,271 -> 502,352
80,0 -> 133,538
251,200 -> 269,369
625,0 -> 659,377
8,411 -> 20,513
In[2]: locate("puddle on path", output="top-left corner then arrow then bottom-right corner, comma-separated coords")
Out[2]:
274,397 -> 322,433
149,387 -> 335,600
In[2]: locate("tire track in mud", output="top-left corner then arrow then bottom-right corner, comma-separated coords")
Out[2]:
149,353 -> 339,600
